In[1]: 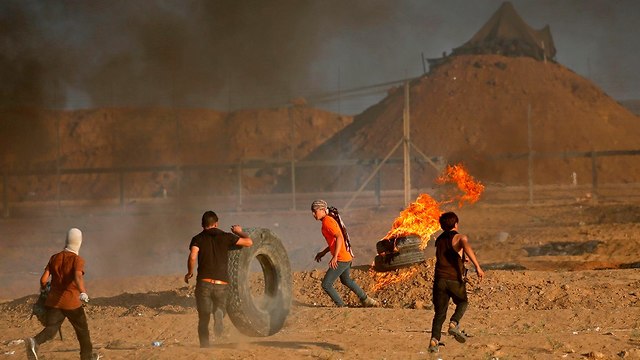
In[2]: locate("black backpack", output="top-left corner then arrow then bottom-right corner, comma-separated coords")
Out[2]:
31,281 -> 50,326
327,206 -> 354,257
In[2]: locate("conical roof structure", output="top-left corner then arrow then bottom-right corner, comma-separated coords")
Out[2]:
277,3 -> 640,196
283,54 -> 640,194
451,1 -> 556,61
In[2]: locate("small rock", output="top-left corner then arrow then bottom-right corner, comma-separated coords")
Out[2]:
619,348 -> 640,358
584,351 -> 605,359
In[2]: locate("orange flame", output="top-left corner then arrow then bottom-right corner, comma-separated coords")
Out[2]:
383,193 -> 441,250
371,163 -> 483,292
436,163 -> 485,207
369,266 -> 419,292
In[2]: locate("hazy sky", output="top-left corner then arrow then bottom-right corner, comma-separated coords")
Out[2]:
1,0 -> 638,114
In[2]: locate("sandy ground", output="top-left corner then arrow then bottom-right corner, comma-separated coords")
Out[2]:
1,190 -> 640,359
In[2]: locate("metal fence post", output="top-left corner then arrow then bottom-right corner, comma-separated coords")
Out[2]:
237,163 -> 243,212
527,104 -> 534,205
375,159 -> 381,207
2,171 -> 8,218
175,165 -> 182,215
591,152 -> 599,203
290,158 -> 296,211
119,171 -> 125,213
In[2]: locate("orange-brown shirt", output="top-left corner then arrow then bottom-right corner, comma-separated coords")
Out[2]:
44,251 -> 85,310
321,215 -> 353,262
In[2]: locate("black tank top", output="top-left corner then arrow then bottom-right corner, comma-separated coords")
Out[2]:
434,230 -> 465,281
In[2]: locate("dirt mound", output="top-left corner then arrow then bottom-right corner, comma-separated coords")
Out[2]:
4,265 -> 637,313
293,260 -> 640,311
290,54 -> 640,192
0,106 -> 352,199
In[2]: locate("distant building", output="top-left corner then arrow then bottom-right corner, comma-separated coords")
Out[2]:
428,1 -> 556,71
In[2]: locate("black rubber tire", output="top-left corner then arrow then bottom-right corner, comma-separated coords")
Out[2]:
227,228 -> 292,337
376,235 -> 422,255
394,235 -> 422,252
373,250 -> 425,272
376,239 -> 394,254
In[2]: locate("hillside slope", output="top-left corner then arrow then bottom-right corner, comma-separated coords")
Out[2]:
290,54 -> 640,192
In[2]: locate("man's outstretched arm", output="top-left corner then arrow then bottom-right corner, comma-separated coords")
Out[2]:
460,235 -> 484,280
232,225 -> 253,247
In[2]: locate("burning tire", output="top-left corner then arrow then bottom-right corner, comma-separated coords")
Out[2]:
374,235 -> 425,272
376,235 -> 422,254
227,228 -> 292,337
373,251 -> 426,272
395,235 -> 423,252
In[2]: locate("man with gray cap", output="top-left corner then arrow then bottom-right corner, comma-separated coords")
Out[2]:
25,228 -> 98,360
311,200 -> 378,307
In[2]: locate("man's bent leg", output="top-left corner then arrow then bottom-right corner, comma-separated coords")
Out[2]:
195,282 -> 214,347
34,307 -> 66,345
64,307 -> 93,360
211,285 -> 228,338
338,262 -> 367,301
321,266 -> 346,306
448,280 -> 469,325
430,278 -> 450,341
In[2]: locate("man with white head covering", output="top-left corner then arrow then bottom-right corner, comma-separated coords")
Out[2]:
25,228 -> 98,360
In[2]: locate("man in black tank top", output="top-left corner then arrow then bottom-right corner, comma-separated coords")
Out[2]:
428,212 -> 484,353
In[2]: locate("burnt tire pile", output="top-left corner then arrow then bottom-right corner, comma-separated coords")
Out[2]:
373,235 -> 425,272
227,228 -> 292,337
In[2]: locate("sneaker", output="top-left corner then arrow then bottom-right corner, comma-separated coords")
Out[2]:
361,296 -> 380,308
91,353 -> 103,360
428,338 -> 440,353
448,322 -> 467,343
25,337 -> 38,360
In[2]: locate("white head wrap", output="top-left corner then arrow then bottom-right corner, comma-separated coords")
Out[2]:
64,228 -> 83,255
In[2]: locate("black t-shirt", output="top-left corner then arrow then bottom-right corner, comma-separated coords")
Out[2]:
189,228 -> 239,283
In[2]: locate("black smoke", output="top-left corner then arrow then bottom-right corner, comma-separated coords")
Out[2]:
0,0 -> 639,110
0,1 -> 395,109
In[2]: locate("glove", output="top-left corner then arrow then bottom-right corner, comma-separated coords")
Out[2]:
79,292 -> 90,303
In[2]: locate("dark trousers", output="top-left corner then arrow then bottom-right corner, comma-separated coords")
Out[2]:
34,306 -> 93,360
321,261 -> 367,306
195,282 -> 228,347
430,278 -> 468,341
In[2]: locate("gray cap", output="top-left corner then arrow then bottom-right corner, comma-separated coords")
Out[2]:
311,199 -> 328,211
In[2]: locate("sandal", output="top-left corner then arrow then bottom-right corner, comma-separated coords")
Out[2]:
428,338 -> 443,353
448,322 -> 467,343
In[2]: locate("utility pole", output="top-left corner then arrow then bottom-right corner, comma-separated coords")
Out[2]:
289,107 -> 296,211
527,104 -> 533,205
403,81 -> 411,206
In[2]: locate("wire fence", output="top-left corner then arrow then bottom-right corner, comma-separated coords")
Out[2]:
2,73 -> 639,218
3,149 -> 640,218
